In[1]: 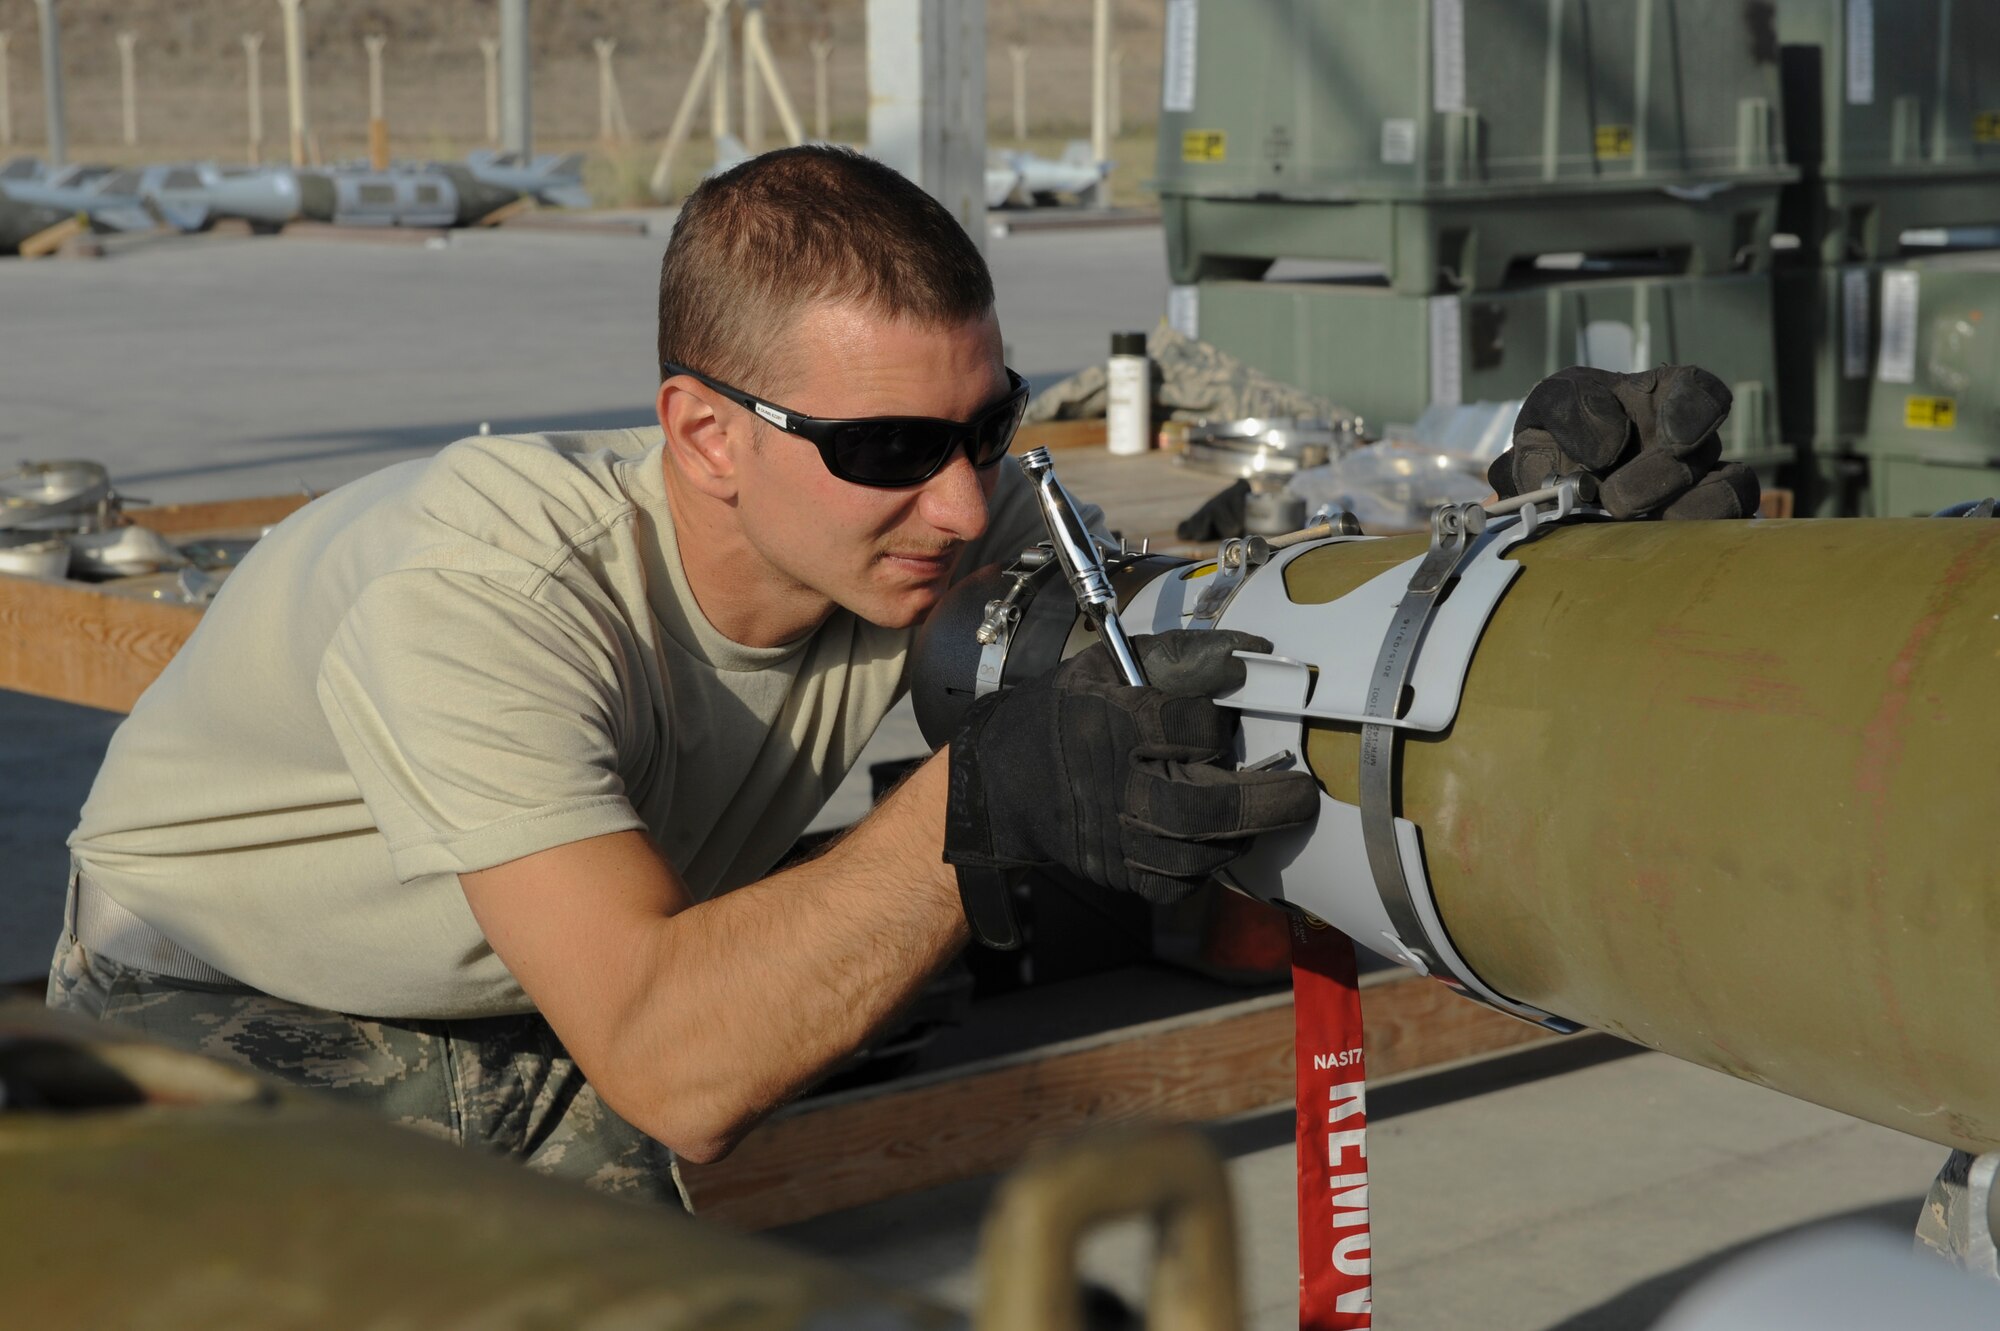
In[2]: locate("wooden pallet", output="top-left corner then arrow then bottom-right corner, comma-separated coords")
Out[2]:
678,968 -> 1562,1230
0,495 -> 309,712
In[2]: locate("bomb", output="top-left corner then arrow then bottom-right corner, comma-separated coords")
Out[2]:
914,511 -> 2000,1154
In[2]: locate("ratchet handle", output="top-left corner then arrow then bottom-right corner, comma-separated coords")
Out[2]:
1020,448 -> 1148,687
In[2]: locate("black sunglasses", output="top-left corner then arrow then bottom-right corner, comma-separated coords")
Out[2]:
661,360 -> 1030,488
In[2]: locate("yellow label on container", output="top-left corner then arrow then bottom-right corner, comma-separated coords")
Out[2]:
1906,396 -> 1958,430
1182,130 -> 1227,163
1594,124 -> 1635,159
1975,112 -> 2000,143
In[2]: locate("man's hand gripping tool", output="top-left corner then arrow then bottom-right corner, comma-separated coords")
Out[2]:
951,449 -> 1147,950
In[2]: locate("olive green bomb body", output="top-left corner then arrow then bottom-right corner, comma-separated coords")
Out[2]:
0,1000 -> 953,1328
1270,519 -> 2000,1153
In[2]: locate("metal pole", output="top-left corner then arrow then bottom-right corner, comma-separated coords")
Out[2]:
867,0 -> 986,250
594,37 -> 617,143
32,0 -> 63,168
809,37 -> 831,140
499,0 -> 530,157
116,30 -> 136,146
276,0 -> 307,169
647,0 -> 725,198
241,33 -> 263,162
742,1 -> 761,152
1009,43 -> 1026,143
711,0 -> 731,144
478,37 -> 499,146
0,32 -> 13,150
747,12 -> 804,146
364,34 -> 387,169
1090,0 -> 1110,198
365,35 -> 384,120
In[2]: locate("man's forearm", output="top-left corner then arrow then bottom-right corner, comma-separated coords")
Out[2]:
610,752 -> 967,1162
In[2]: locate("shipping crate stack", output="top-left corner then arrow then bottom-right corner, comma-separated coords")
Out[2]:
1152,0 -> 1797,479
1772,0 -> 2000,515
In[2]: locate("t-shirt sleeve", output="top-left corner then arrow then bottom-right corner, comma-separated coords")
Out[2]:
316,569 -> 646,881
957,453 -> 1112,578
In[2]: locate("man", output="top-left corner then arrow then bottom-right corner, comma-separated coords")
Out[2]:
48,146 -> 1317,1203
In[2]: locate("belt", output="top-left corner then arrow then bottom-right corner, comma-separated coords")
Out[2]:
70,865 -> 244,988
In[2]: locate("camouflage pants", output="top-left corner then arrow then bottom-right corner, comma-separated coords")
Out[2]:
46,930 -> 683,1208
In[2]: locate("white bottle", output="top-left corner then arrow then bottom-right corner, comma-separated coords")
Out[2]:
1105,330 -> 1151,456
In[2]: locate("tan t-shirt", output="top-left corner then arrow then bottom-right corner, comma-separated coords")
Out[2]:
70,427 -> 1057,1018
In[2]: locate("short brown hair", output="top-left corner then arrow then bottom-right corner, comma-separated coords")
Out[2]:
656,146 -> 995,394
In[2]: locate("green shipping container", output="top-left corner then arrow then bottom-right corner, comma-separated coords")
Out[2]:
1156,0 -> 1794,292
1853,252 -> 2000,462
1775,254 -> 2000,515
1797,251 -> 2000,515
1865,453 -> 2000,517
1775,0 -> 2000,262
1191,270 -> 1786,463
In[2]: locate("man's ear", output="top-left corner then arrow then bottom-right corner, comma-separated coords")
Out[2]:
658,378 -> 739,499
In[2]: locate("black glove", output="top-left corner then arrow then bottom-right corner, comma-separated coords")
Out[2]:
1489,365 -> 1760,520
1177,479 -> 1251,541
944,630 -> 1319,941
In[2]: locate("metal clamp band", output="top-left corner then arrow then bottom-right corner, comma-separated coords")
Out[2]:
1352,482 -> 1595,1029
1357,502 -> 1490,979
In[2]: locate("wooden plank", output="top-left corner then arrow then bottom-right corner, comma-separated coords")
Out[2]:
676,969 -> 1561,1230
1033,446 -> 1230,546
477,196 -> 539,228
0,575 -> 201,712
19,215 -> 86,260
1014,418 -> 1109,452
132,495 -> 311,537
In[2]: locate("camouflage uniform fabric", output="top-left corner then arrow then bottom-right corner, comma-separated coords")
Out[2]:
1915,1149 -> 1999,1275
46,928 -> 683,1208
1023,322 -> 1350,426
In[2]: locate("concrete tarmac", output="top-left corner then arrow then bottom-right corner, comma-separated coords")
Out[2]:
780,1036 -> 1951,1330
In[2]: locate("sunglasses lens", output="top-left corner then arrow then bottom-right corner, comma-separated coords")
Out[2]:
823,373 -> 1028,486
975,392 -> 1028,466
832,422 -> 951,485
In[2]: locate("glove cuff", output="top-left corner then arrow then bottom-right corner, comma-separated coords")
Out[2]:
943,691 -> 1026,949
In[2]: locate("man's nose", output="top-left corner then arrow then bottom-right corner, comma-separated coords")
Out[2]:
917,449 -> 993,542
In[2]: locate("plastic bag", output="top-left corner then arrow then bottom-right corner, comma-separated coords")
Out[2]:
1287,443 -> 1492,533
